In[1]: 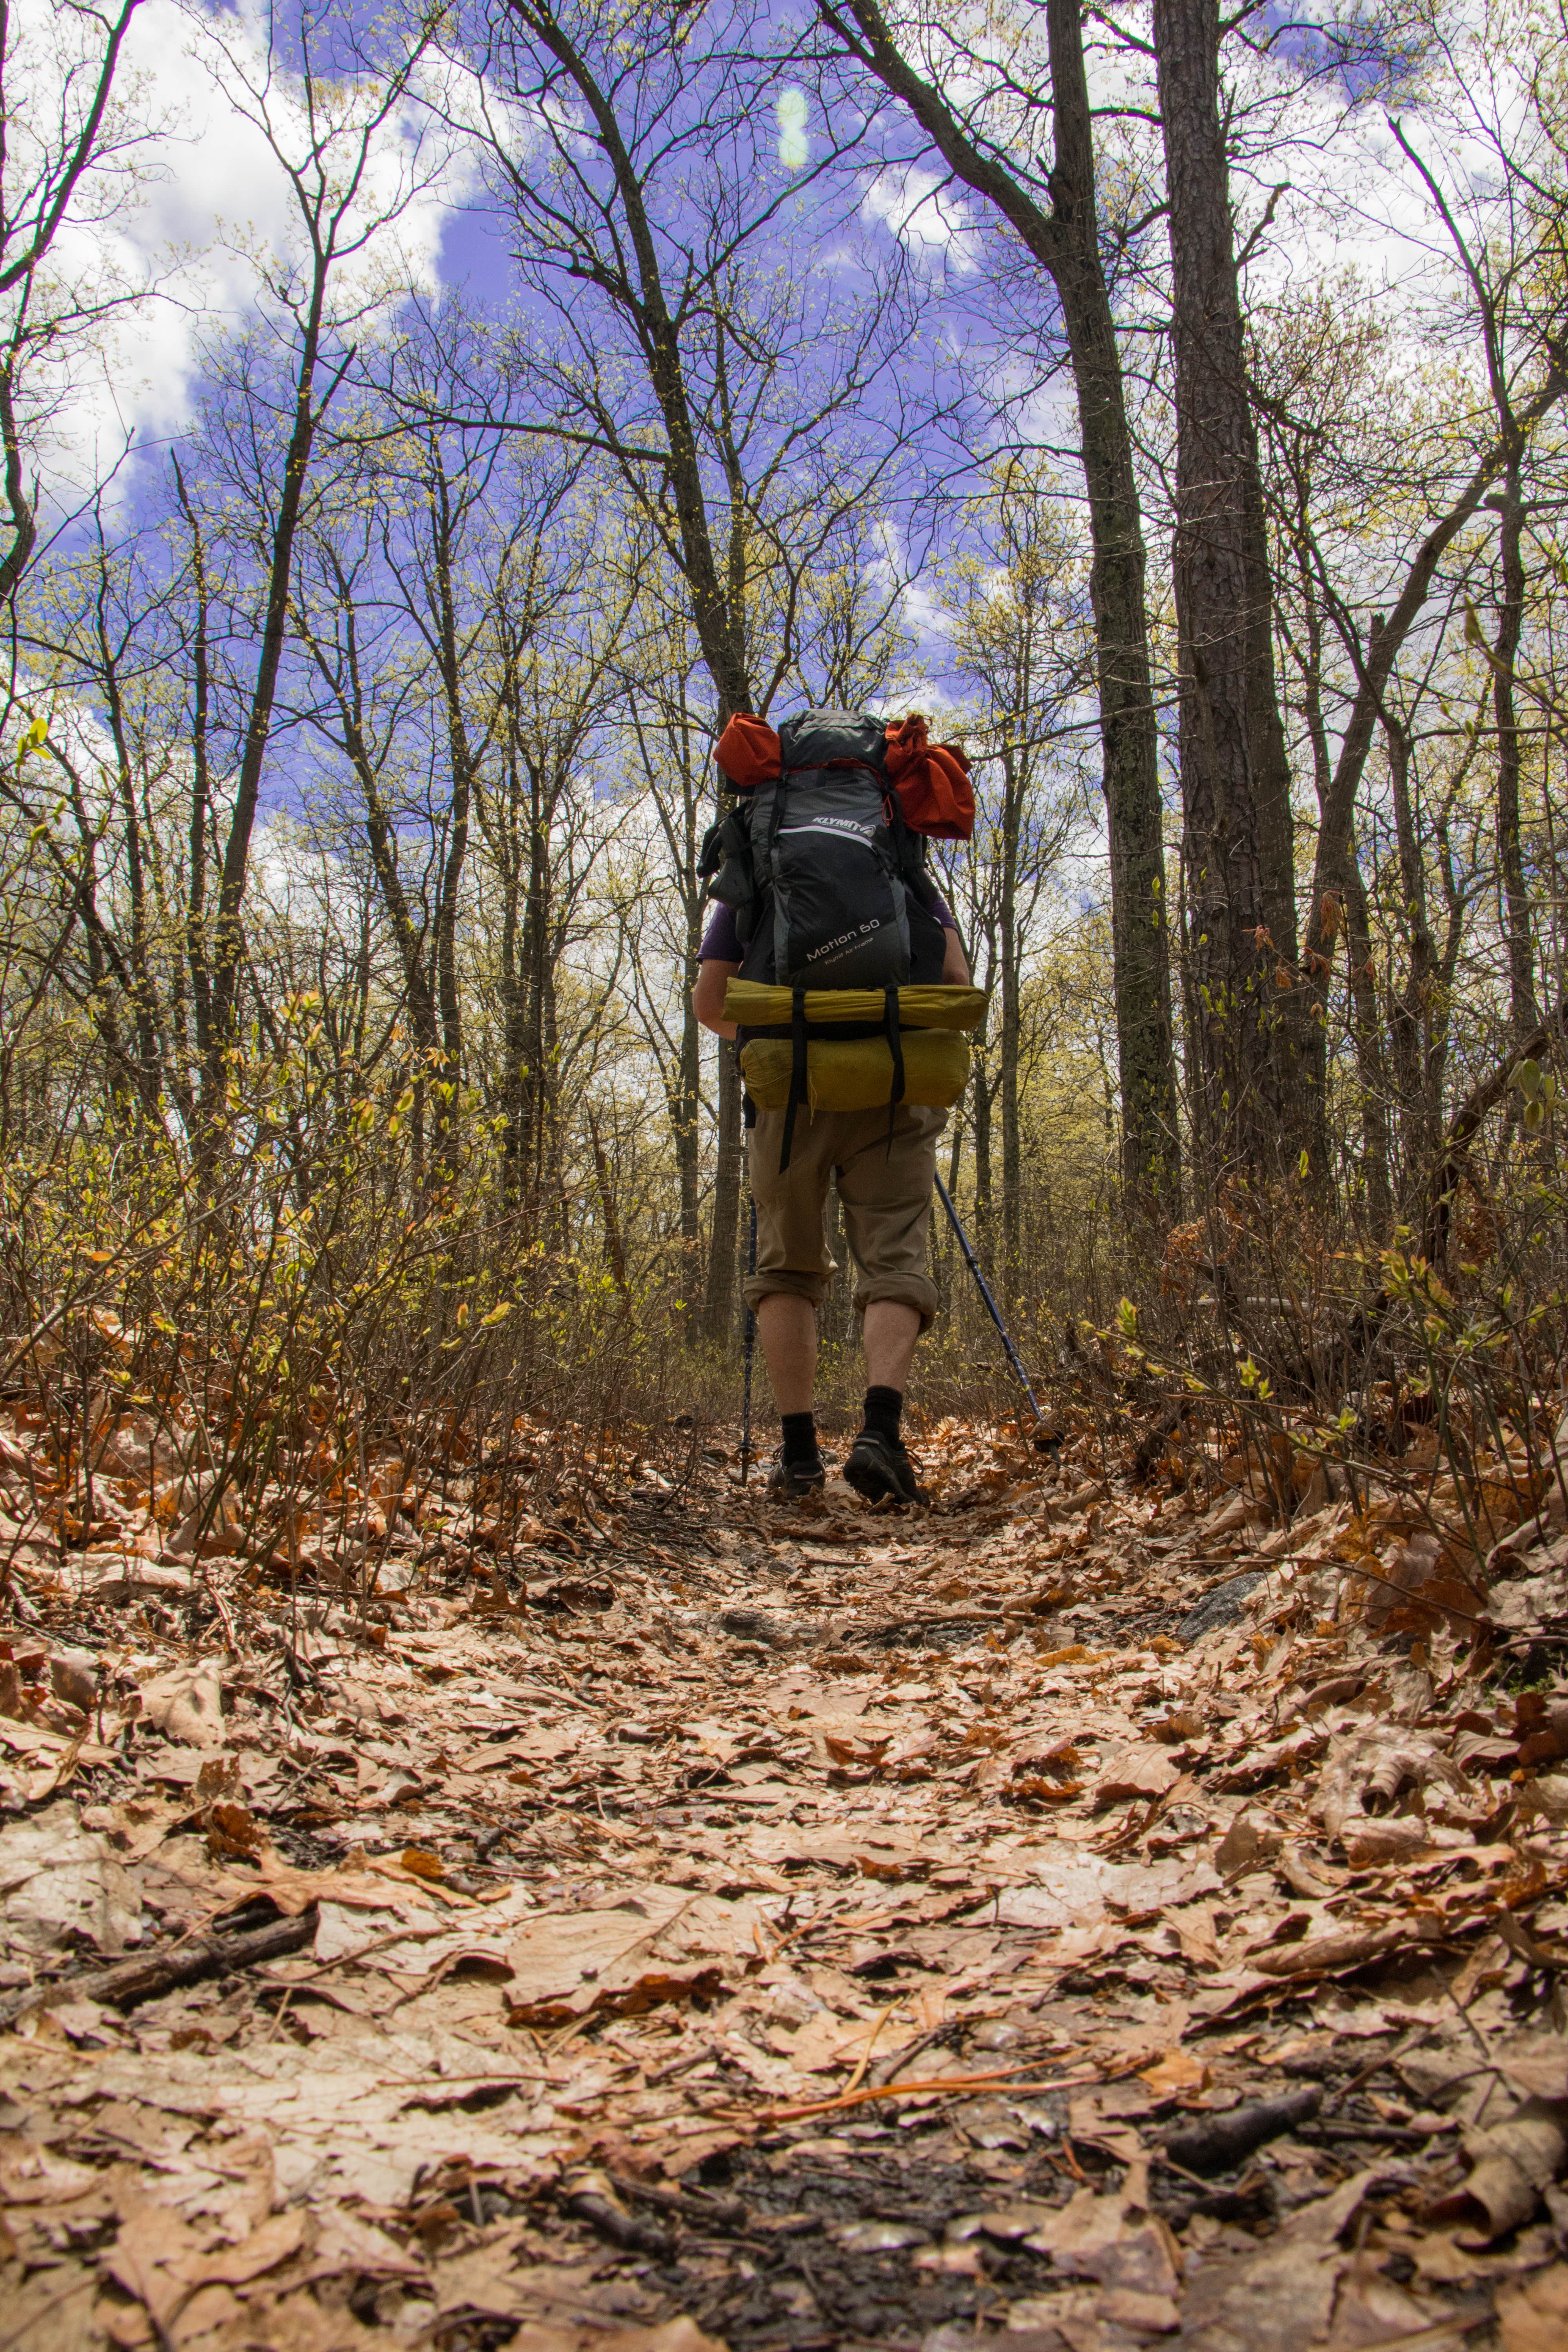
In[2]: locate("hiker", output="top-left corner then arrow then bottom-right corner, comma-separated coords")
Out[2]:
692,707 -> 975,1506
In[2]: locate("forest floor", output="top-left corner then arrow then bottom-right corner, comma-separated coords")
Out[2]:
2,1410 -> 1568,2352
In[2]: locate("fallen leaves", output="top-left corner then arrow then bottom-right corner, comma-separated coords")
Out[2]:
0,1798 -> 142,1957
503,1888 -> 764,2024
1429,2099 -> 1568,2243
0,1408 -> 1566,2351
136,1664 -> 225,1748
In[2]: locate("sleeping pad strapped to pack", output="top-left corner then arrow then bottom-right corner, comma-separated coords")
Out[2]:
700,707 -> 987,1168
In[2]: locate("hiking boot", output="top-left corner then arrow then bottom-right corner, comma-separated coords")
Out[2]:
844,1429 -> 927,1505
768,1453 -> 827,1502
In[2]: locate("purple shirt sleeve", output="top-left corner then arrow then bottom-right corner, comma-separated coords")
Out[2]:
699,901 -> 742,961
698,893 -> 957,960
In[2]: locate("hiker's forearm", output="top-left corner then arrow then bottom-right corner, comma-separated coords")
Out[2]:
693,958 -> 740,1037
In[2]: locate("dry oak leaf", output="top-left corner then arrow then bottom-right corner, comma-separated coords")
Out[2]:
1315,1728 -> 1466,1842
1496,2044 -> 1568,2102
0,1798 -> 142,1956
1248,1921 -> 1448,1980
105,2200 -> 307,2343
504,1885 -> 762,2024
1497,2261 -> 1568,2352
1341,1818 -> 1433,1868
138,1664 -> 224,1748
1172,2168 -> 1383,2352
1022,2182 -> 1183,2336
1094,1743 -> 1180,1806
1214,1814 -> 1284,1878
1426,2098 -> 1568,2244
1140,2048 -> 1209,2098
4,2260 -> 99,2350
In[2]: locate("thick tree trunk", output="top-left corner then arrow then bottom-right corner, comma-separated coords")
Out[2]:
1044,0 -> 1180,1219
818,0 -> 1180,1219
1153,0 -> 1304,1180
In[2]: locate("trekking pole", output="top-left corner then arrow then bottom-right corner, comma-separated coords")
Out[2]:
934,1173 -> 1049,1432
739,1193 -> 758,1484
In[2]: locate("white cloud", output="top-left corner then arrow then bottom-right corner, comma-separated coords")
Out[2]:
860,163 -> 980,276
40,0 -> 481,509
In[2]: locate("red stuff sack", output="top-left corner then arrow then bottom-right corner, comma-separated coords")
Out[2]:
716,712 -> 781,790
883,715 -> 975,841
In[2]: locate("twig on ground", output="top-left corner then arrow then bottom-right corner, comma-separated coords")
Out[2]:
0,1905 -> 319,2029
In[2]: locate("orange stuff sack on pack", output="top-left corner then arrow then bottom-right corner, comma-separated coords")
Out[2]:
883,714 -> 975,841
715,712 -> 781,789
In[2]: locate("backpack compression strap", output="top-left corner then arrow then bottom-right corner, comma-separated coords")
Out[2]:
777,981 -> 909,1172
883,983 -> 906,1155
779,984 -> 809,1172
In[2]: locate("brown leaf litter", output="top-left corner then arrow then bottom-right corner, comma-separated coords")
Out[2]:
2,1406 -> 1567,2349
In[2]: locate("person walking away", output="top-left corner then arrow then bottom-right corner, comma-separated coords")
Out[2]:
693,706 -> 975,1506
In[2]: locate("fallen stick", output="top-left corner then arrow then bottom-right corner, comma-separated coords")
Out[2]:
0,1904 -> 319,2030
1161,2085 -> 1322,2174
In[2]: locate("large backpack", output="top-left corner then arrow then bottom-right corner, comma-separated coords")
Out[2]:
701,707 -> 948,990
701,707 -> 983,1169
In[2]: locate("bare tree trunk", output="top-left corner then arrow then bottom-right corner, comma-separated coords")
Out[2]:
972,1046 -> 995,1251
998,750 -> 1022,1301
1296,362 -> 1565,1110
704,1041 -> 743,1347
1383,711 -> 1450,1195
818,0 -> 1180,1220
675,993 -> 702,1336
207,281 -> 329,1091
1283,545 -> 1393,1231
1153,0 -> 1304,1178
587,1107 -> 629,1296
701,691 -> 744,1345
1491,467 -> 1541,1037
426,445 -> 475,1167
171,460 -> 212,1118
0,369 -> 36,610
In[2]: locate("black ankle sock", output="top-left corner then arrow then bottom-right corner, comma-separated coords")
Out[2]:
780,1410 -> 820,1466
862,1386 -> 903,1445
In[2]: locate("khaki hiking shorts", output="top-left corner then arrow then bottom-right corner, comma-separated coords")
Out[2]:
744,1100 -> 946,1330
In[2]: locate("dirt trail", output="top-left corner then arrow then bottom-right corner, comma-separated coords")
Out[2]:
2,1419 -> 1568,2350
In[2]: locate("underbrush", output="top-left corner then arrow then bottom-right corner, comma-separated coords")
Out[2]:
0,1044 -> 730,1606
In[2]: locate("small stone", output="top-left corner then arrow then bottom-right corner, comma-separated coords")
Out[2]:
1176,1571 -> 1267,1644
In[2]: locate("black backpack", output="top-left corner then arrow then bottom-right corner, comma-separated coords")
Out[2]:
701,707 -> 947,989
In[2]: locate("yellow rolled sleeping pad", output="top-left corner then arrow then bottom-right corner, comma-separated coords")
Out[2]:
724,982 -> 987,1114
724,982 -> 987,1031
